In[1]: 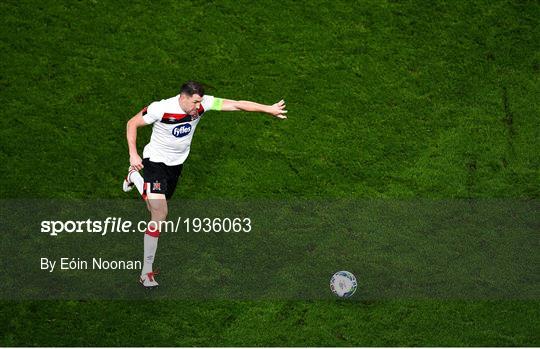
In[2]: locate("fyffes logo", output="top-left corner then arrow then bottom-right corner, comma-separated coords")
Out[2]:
172,124 -> 192,138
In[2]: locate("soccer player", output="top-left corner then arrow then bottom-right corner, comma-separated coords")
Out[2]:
123,81 -> 287,287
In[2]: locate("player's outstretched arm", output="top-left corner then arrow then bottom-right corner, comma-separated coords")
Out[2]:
220,99 -> 287,119
126,111 -> 148,170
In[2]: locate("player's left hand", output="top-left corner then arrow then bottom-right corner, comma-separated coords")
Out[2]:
269,99 -> 288,119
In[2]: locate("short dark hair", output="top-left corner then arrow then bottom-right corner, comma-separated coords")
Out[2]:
180,81 -> 205,97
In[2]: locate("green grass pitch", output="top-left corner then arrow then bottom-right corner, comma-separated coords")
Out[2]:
1,0 -> 539,346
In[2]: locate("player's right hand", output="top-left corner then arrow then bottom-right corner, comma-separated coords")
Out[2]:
130,153 -> 144,171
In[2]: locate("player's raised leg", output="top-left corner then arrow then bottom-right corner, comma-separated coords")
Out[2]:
123,167 -> 145,194
139,193 -> 168,288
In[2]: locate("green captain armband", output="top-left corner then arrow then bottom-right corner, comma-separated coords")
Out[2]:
211,97 -> 224,111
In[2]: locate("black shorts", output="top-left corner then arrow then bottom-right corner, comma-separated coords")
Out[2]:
142,158 -> 183,200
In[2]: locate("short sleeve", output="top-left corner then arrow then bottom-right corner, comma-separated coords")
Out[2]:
201,95 -> 224,112
142,101 -> 163,124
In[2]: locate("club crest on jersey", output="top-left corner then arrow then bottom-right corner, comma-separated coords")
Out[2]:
172,124 -> 192,138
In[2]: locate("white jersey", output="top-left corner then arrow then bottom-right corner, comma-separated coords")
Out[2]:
142,94 -> 218,166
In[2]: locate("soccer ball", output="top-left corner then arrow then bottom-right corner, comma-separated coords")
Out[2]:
330,271 -> 357,298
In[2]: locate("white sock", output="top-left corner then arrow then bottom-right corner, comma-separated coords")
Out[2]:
141,230 -> 159,276
129,171 -> 144,195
